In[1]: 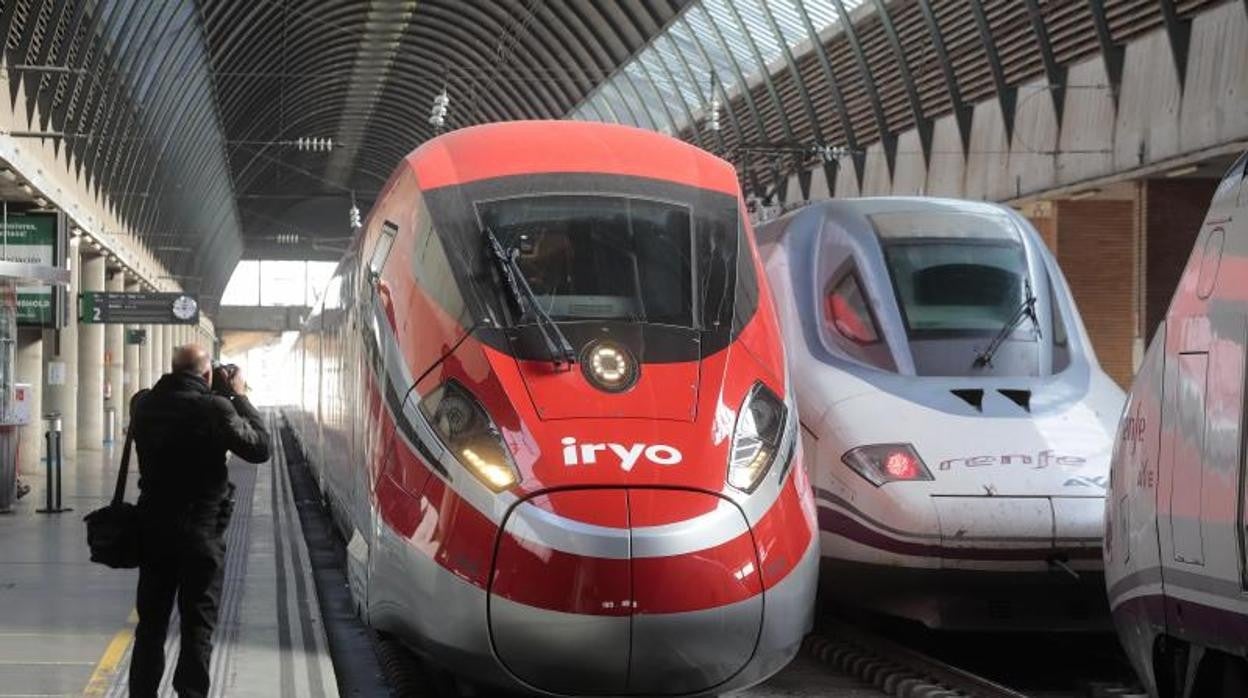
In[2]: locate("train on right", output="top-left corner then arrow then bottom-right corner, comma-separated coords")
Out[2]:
758,197 -> 1125,631
1105,150 -> 1248,696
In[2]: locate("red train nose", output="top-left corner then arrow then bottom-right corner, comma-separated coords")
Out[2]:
488,489 -> 762,695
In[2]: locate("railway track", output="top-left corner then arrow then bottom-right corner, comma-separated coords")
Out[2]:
800,622 -> 1029,698
796,618 -> 1146,698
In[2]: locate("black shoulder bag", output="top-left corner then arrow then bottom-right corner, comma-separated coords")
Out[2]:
83,429 -> 141,569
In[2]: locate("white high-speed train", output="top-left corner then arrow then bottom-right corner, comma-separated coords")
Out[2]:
758,197 -> 1125,630
1105,152 -> 1248,695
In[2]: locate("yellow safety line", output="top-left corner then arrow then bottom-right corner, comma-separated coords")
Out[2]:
81,610 -> 137,697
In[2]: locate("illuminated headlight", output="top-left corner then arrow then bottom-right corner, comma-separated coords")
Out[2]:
420,380 -> 518,492
841,444 -> 933,487
727,383 -> 790,492
580,340 -> 639,393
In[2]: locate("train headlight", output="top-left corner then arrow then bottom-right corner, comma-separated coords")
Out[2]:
420,380 -> 518,493
727,383 -> 789,492
841,444 -> 933,487
580,340 -> 639,393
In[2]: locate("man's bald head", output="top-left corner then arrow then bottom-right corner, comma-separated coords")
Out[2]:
172,344 -> 212,381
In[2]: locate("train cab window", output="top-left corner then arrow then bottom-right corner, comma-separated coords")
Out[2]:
411,219 -> 468,322
819,268 -> 896,371
477,194 -> 693,326
885,244 -> 1027,334
368,221 -> 398,276
825,274 -> 879,344
872,210 -> 1047,377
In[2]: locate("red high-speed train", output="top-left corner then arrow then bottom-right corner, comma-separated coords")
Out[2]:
288,121 -> 818,696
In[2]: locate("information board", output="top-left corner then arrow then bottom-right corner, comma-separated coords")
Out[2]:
81,292 -> 199,325
0,212 -> 59,327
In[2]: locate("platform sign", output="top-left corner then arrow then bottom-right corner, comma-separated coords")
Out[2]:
0,212 -> 59,327
81,292 -> 199,325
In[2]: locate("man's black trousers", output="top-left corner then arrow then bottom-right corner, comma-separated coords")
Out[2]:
129,497 -> 232,698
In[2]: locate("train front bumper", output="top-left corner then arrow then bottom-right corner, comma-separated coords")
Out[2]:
488,488 -> 818,696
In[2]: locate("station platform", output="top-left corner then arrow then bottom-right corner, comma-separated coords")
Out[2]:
0,416 -> 339,698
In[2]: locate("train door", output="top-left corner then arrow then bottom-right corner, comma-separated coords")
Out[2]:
1163,317 -> 1212,567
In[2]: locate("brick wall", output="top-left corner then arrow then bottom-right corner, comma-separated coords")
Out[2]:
1144,178 -> 1219,341
1056,200 -> 1137,387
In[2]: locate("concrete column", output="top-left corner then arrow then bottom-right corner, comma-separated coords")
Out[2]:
42,236 -> 79,453
77,252 -> 105,449
16,329 -> 43,478
103,269 -> 124,445
122,276 -> 141,423
139,322 -> 153,390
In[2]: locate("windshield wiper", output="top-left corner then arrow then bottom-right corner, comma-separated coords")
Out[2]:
484,227 -> 576,370
973,280 -> 1042,369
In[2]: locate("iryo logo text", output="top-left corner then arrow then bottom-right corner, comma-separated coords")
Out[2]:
560,437 -> 683,471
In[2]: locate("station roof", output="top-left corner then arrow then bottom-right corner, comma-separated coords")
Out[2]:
0,0 -> 690,310
0,0 -> 1227,313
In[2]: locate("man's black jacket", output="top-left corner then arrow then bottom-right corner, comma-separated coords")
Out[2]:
130,372 -> 270,517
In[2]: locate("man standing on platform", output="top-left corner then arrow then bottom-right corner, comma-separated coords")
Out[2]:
127,344 -> 269,698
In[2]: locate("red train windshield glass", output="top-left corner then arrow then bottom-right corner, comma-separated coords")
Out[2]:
420,173 -> 756,348
477,195 -> 693,326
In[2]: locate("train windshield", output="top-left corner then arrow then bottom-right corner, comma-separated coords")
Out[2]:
420,173 -> 754,352
868,210 -> 1058,377
883,241 -> 1029,335
478,195 -> 693,326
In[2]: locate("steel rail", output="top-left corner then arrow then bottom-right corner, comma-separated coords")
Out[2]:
806,621 -> 1031,698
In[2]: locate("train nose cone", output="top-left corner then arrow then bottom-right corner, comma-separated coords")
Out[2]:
489,489 -> 762,695
490,490 -> 632,694
627,489 -> 763,694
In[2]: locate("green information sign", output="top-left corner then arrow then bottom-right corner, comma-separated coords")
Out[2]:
0,212 -> 59,327
81,291 -> 199,325
126,328 -> 147,345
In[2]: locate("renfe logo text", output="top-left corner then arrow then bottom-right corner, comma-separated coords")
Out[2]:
938,450 -> 1086,470
561,437 -> 683,471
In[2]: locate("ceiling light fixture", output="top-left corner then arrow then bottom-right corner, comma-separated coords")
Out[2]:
707,95 -> 722,133
295,137 -> 333,152
429,88 -> 450,129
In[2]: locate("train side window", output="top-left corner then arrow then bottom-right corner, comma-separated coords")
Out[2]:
369,221 -> 398,276
412,223 -> 468,322
825,273 -> 880,345
820,269 -> 897,372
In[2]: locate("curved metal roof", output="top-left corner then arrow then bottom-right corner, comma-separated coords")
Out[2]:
571,0 -> 1228,204
0,0 -> 690,310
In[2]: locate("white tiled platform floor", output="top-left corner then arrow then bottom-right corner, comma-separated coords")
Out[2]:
0,414 -> 337,698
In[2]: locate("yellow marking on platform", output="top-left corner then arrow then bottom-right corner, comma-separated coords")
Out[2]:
81,610 -> 136,697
